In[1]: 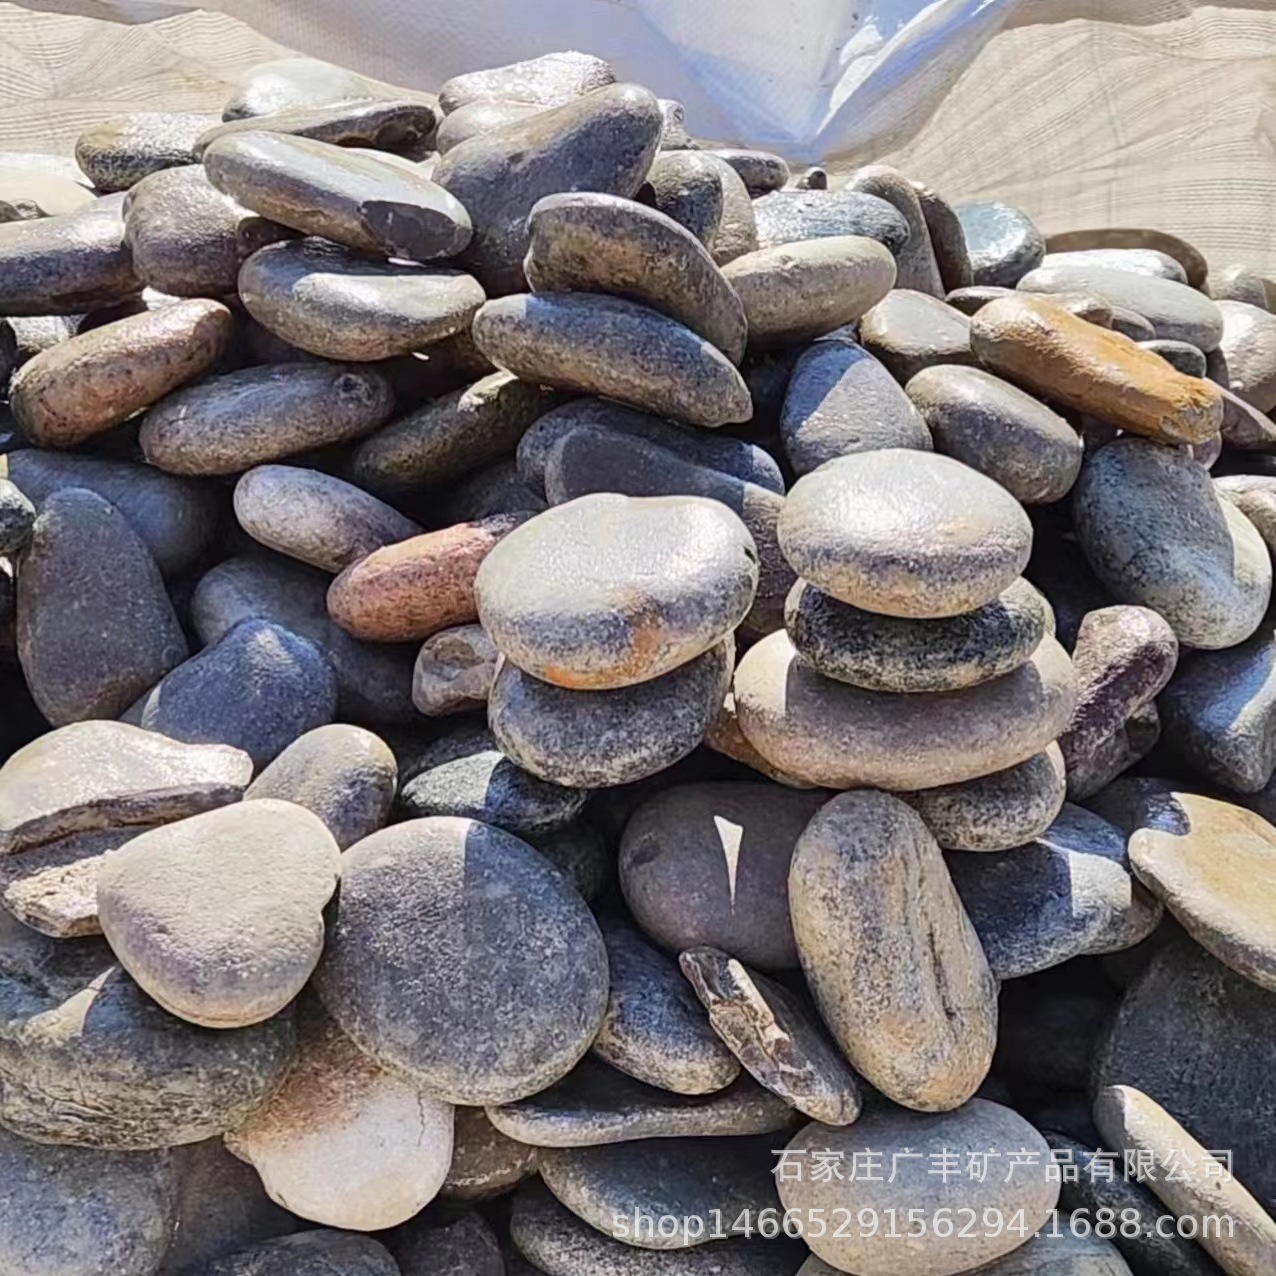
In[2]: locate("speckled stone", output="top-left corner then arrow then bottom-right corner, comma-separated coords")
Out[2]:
955,201 -> 1045,287
204,133 -> 471,261
710,148 -> 790,196
442,1105 -> 540,1200
620,781 -> 825,969
477,493 -> 756,689
1073,438 -> 1271,649
73,111 -> 216,192
778,449 -> 1033,618
779,336 -> 931,475
860,289 -> 976,381
486,1057 -> 794,1147
191,1232 -> 399,1275
195,99 -> 436,158
751,188 -> 909,254
239,238 -> 483,362
645,151 -> 727,247
971,295 -> 1224,445
17,488 -> 188,725
412,624 -> 498,715
314,816 -> 607,1104
125,619 -> 337,768
1217,383 -> 1276,450
1069,701 -> 1163,802
439,51 -> 616,112
433,84 -> 661,292
733,630 -> 1076,790
222,57 -> 379,120
698,154 -> 760,265
141,362 -> 395,476
436,99 -> 544,152
785,575 -> 1049,693
490,637 -> 732,787
10,299 -> 232,448
846,164 -> 944,295
680,946 -> 861,1125
386,1209 -> 504,1276
473,293 -> 752,427
0,910 -> 296,1148
779,1103 -> 1058,1275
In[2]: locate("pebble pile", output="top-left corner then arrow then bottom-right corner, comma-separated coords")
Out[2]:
0,42 -> 1273,1276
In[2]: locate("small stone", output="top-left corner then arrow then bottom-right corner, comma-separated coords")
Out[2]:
487,1057 -> 794,1147
190,1232 -> 399,1275
793,166 -> 829,191
1142,338 -> 1209,377
733,630 -> 1076,790
913,181 -> 972,292
645,151 -> 727,247
778,449 -> 1033,618
1217,473 -> 1276,554
491,637 -> 732,787
947,1228 -> 1134,1275
699,154 -> 761,265
1107,305 -> 1157,341
525,192 -> 747,361
710,148 -> 790,195
657,99 -> 693,149
0,477 -> 35,554
439,51 -> 616,112
245,723 -> 397,849
859,289 -> 976,380
1210,265 -> 1269,308
473,292 -> 752,427
751,189 -> 910,254
1215,298 -> 1276,412
443,1105 -> 540,1200
1041,247 -> 1188,281
846,164 -> 944,295
194,99 -> 437,159
778,1102 -> 1058,1275
387,1210 -> 504,1276
955,201 -> 1046,286
223,57 -> 379,119
530,819 -> 614,903
1217,384 -> 1276,450
74,112 -> 218,192
413,624 -> 498,714
436,99 -> 544,152
10,299 -> 232,448
314,816 -> 607,1104
970,295 -> 1224,446
1073,438 -> 1271,649
204,133 -> 471,262
126,619 -> 337,768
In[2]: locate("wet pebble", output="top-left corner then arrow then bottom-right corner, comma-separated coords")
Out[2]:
955,201 -> 1046,287
75,112 -> 218,192
223,57 -> 380,119
439,51 -> 616,112
751,188 -> 910,254
859,289 -> 976,380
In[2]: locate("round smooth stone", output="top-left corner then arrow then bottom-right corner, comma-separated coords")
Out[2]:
790,790 -> 997,1111
436,99 -> 545,152
785,576 -> 1049,693
222,57 -> 380,119
846,163 -> 944,294
905,364 -> 1083,504
954,201 -> 1045,287
141,362 -> 395,476
438,51 -> 616,112
592,922 -> 739,1095
476,493 -> 757,689
777,449 -> 1034,619
192,1232 -> 400,1275
472,292 -> 752,428
225,1006 -> 454,1230
1141,337 -> 1208,377
859,290 -> 976,381
74,111 -> 217,192
97,800 -> 339,1028
679,946 -> 862,1125
239,238 -> 485,361
619,781 -> 827,969
750,188 -> 910,254
645,151 -> 727,248
721,235 -> 896,346
412,624 -> 499,715
1209,264 -> 1269,308
386,1210 -> 505,1276
17,487 -> 188,726
898,744 -> 1067,852
1216,298 -> 1276,412
489,638 -> 733,788
245,724 -> 397,850
442,1106 -> 540,1200
313,816 -> 607,1105
1073,437 -> 1271,650
234,465 -> 421,573
778,1102 -> 1059,1276
0,1127 -> 178,1276
194,99 -> 437,159
733,630 -> 1076,791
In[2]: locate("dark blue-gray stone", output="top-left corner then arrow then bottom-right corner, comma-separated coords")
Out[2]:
955,201 -> 1045,288
751,189 -> 909,254
0,476 -> 35,554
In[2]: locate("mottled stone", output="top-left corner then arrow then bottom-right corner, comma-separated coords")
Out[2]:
490,638 -> 732,787
439,51 -> 616,112
705,693 -> 819,789
141,362 -> 395,476
196,99 -> 436,158
436,99 -> 544,152
473,293 -> 751,427
74,112 -> 217,192
191,1232 -> 399,1275
699,154 -> 760,266
413,624 -> 498,715
314,816 -> 607,1104
222,57 -> 379,119
711,149 -> 790,196
1073,438 -> 1271,649
1142,338 -> 1209,377
751,189 -> 910,254
443,1105 -> 540,1200
955,201 -> 1045,287
646,151 -> 727,247
846,164 -> 944,294
1069,701 -> 1163,802
860,289 -> 976,381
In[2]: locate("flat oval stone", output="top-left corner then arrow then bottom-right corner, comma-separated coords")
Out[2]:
439,51 -> 616,112
433,84 -> 662,293
970,295 -> 1224,445
778,449 -> 1033,618
1046,227 -> 1209,289
899,744 -> 1067,853
620,781 -> 826,969
239,238 -> 484,361
234,465 -> 420,573
846,164 -> 944,294
412,623 -> 498,715
489,638 -> 733,788
645,151 -> 726,247
722,236 -> 896,346
791,790 -> 997,1110
751,189 -> 910,253
0,1126 -> 178,1276
223,57 -> 380,120
955,201 -> 1045,287
779,1101 -> 1058,1275
10,299 -> 232,448
245,724 -> 396,850
859,289 -> 976,380
141,363 -> 395,476
1073,438 -> 1271,649
1215,298 -> 1276,412
0,911 -> 296,1148
126,618 -> 337,768
195,99 -> 437,159
74,112 -> 218,192
443,1106 -> 540,1200
734,630 -> 1076,790
436,100 -> 545,152
225,1004 -> 453,1229
192,1232 -> 399,1275
476,493 -> 756,689
204,132 -> 471,261
0,719 -> 250,855
473,293 -> 752,427
905,364 -> 1083,504
1041,247 -> 1188,281
780,337 -> 932,475
785,575 -> 1049,693
17,488 -> 188,725
679,947 -> 861,1125
593,921 -> 739,1095
314,816 -> 607,1104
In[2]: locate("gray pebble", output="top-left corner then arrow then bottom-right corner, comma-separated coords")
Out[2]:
442,1105 -> 540,1200
74,111 -> 218,192
709,148 -> 789,195
1209,264 -> 1269,308
387,1209 -> 505,1276
792,166 -> 828,191
913,180 -> 972,292
436,99 -> 544,152
1108,304 -> 1156,341
1215,298 -> 1276,412
955,201 -> 1046,287
439,51 -> 616,113
1041,247 -> 1188,281
222,57 -> 379,120
189,1232 -> 399,1276
195,99 -> 437,159
412,623 -> 499,715
645,151 -> 727,247
433,458 -> 549,524
1216,472 -> 1276,553
0,476 -> 34,553
529,819 -> 614,903
657,98 -> 694,150
859,288 -> 977,380
1140,338 -> 1208,377
698,154 -> 758,265
750,188 -> 910,254
846,164 -> 945,295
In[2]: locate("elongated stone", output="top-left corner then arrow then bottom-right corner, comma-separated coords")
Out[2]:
436,100 -> 544,152
645,151 -> 726,247
699,154 -> 759,265
438,52 -> 616,112
194,99 -> 437,158
914,181 -> 972,292
222,57 -> 380,120
74,112 -> 218,192
1046,227 -> 1208,288
751,189 -> 910,253
846,164 -> 944,294
711,148 -> 790,195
